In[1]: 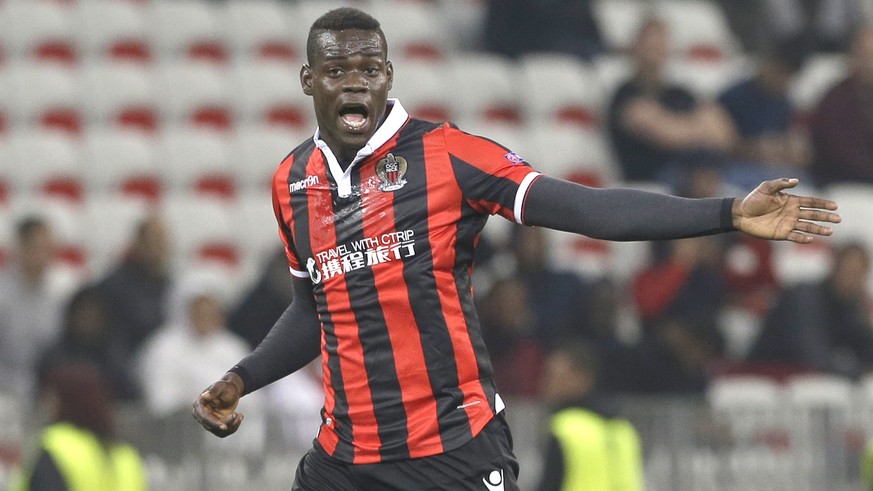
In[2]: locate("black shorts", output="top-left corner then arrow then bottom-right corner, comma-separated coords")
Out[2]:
291,414 -> 520,491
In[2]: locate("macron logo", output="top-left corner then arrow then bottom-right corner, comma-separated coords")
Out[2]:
289,175 -> 320,193
483,469 -> 504,491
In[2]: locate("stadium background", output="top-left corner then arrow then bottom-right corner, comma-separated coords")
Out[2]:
2,0 -> 873,489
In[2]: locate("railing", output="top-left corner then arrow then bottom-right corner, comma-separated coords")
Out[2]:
1,392 -> 870,490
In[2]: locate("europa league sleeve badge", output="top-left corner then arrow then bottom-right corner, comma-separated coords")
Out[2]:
376,153 -> 408,191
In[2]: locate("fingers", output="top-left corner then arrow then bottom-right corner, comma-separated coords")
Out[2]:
192,398 -> 244,437
796,194 -> 839,211
192,383 -> 244,438
794,220 -> 834,237
759,177 -> 799,195
797,208 -> 841,224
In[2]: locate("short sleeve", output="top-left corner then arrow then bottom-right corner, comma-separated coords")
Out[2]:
272,169 -> 308,280
442,125 -> 541,223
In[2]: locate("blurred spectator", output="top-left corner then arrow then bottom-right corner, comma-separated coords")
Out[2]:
633,236 -> 729,331
510,225 -> 593,347
35,285 -> 140,401
717,37 -> 812,188
609,237 -> 728,394
478,276 -> 545,397
228,249 -> 294,349
136,271 -> 252,417
764,0 -> 862,52
607,18 -> 736,183
809,24 -> 873,186
615,315 -> 725,394
0,217 -> 71,392
96,215 -> 172,357
483,0 -> 605,59
748,242 -> 873,379
535,341 -> 644,491
9,361 -> 147,491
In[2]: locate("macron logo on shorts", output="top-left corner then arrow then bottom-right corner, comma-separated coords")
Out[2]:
483,469 -> 504,491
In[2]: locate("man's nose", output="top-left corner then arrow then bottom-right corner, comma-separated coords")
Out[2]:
343,72 -> 369,92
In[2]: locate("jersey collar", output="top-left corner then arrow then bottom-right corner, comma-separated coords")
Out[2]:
313,98 -> 409,198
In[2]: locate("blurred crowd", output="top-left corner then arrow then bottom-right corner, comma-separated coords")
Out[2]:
1,0 -> 873,454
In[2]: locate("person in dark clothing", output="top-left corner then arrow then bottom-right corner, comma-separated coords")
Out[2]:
35,285 -> 140,401
192,8 -> 839,490
536,341 -> 644,491
97,215 -> 172,356
228,249 -> 295,348
810,24 -> 873,186
749,242 -> 873,378
607,18 -> 736,183
484,0 -> 605,59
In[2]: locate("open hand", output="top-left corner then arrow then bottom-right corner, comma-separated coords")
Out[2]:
733,178 -> 840,243
192,372 -> 245,438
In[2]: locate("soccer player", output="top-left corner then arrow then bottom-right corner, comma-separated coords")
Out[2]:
193,8 -> 840,490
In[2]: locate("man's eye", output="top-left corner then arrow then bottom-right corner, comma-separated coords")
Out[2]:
365,67 -> 380,75
327,68 -> 343,77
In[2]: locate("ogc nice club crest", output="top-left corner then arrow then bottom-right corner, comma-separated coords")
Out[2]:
376,153 -> 408,191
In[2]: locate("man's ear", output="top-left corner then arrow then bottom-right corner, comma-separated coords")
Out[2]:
300,64 -> 313,96
386,60 -> 394,92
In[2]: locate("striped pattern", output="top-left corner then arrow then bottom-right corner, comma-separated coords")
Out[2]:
271,115 -> 539,463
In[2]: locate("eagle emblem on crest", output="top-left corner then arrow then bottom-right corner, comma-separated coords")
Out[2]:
376,153 -> 408,192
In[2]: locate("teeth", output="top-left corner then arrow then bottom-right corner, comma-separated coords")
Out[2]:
341,115 -> 367,130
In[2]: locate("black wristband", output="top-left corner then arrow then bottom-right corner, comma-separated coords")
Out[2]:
721,197 -> 737,232
227,365 -> 253,396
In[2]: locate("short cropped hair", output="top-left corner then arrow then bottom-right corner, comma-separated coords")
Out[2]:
307,7 -> 387,64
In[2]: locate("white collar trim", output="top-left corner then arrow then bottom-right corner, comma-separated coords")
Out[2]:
313,99 -> 409,197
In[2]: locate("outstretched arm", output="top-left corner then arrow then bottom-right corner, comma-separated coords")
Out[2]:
192,277 -> 321,437
524,176 -> 838,242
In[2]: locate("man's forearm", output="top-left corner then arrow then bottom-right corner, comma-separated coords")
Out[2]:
229,279 -> 321,395
523,176 -> 736,241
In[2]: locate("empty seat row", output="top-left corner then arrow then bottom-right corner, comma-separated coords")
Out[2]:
0,0 -> 455,66
0,126 -> 308,203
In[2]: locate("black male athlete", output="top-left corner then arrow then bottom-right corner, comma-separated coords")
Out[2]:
193,8 -> 840,491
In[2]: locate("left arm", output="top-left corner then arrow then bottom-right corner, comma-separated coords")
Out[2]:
523,176 -> 839,243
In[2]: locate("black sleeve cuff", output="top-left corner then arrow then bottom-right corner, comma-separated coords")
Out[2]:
721,197 -> 737,232
228,365 -> 254,396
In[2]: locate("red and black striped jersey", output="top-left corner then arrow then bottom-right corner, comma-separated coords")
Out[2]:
272,100 -> 541,464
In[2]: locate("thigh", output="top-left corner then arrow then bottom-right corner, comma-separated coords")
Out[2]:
355,416 -> 520,491
291,442 -> 359,491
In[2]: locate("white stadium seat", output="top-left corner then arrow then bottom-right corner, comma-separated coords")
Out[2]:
230,60 -> 312,130
221,0 -> 300,62
74,0 -> 150,63
1,130 -> 82,203
161,194 -> 240,268
789,54 -> 849,112
656,0 -> 739,60
80,129 -> 161,201
447,54 -> 521,126
81,195 -> 153,276
4,61 -> 82,134
518,53 -> 604,128
371,1 -> 449,60
154,62 -> 233,131
156,128 -> 235,199
391,60 -> 455,123
236,191 -> 285,263
147,0 -> 227,64
228,126 -> 305,193
593,0 -> 650,52
80,61 -> 157,132
0,1 -> 77,64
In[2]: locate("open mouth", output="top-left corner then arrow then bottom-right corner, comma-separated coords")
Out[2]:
339,104 -> 369,131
